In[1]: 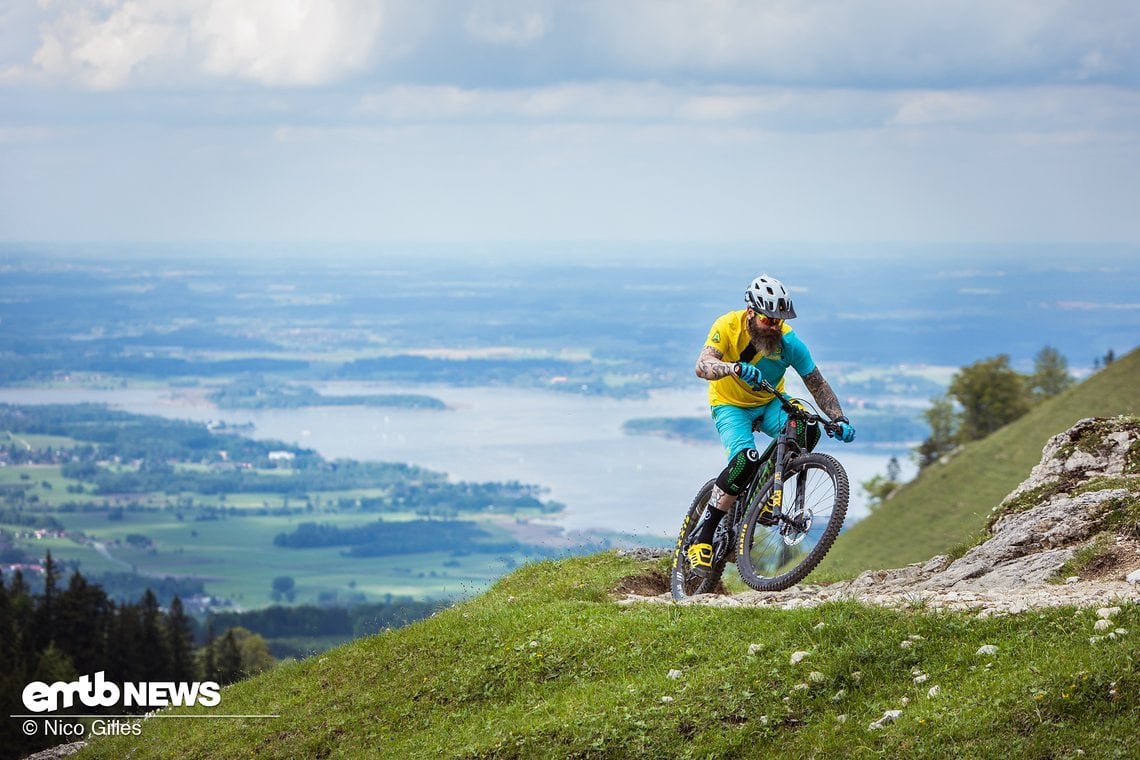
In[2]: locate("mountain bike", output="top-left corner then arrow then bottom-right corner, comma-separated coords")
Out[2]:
671,381 -> 850,600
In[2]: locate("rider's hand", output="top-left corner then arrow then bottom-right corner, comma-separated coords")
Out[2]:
831,418 -> 856,443
735,362 -> 762,388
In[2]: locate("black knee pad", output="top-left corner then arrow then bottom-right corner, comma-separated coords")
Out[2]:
716,448 -> 761,496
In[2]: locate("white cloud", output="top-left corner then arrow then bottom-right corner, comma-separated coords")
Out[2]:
349,81 -> 1140,139
11,0 -> 1140,90
29,0 -> 188,90
585,0 -> 1139,86
21,0 -> 388,89
192,0 -> 385,86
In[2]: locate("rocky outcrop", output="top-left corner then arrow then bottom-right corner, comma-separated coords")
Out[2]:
622,417 -> 1140,615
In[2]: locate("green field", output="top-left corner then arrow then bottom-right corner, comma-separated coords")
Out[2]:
1,403 -> 597,611
3,505 -> 561,607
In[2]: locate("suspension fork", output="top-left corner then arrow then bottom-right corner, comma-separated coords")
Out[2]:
765,429 -> 788,515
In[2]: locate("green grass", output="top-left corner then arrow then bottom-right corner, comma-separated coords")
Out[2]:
4,507 -> 538,606
76,552 -> 1139,759
820,347 -> 1140,577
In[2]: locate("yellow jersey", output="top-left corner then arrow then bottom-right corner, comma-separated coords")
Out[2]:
704,309 -> 816,408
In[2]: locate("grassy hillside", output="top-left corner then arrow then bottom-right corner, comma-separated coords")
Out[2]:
819,347 -> 1140,578
76,552 -> 1138,759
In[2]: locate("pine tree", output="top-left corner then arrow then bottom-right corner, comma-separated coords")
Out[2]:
107,601 -> 145,683
55,570 -> 113,676
139,589 -> 171,681
216,629 -> 244,685
32,551 -> 60,652
167,596 -> 197,682
201,620 -> 218,682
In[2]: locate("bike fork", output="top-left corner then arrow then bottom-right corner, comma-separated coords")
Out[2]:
765,434 -> 787,517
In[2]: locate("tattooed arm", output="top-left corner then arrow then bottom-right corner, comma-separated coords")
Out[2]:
695,346 -> 738,381
802,368 -> 846,420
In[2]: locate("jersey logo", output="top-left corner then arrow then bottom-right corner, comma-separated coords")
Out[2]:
712,331 -> 721,344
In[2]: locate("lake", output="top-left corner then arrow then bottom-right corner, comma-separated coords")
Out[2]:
0,383 -> 911,538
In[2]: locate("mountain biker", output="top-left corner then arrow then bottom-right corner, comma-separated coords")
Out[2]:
688,274 -> 855,575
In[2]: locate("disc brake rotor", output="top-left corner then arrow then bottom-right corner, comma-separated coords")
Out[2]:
781,509 -> 812,546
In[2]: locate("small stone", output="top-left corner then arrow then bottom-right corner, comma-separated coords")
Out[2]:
1094,619 -> 1113,632
790,650 -> 811,665
1126,569 -> 1140,584
667,669 -> 683,680
928,685 -> 941,698
809,671 -> 826,683
914,673 -> 929,685
976,645 -> 998,656
900,697 -> 910,707
747,643 -> 763,656
1115,628 -> 1129,636
659,696 -> 674,703
1064,576 -> 1080,585
868,710 -> 903,730
1096,607 -> 1122,620
900,640 -> 914,649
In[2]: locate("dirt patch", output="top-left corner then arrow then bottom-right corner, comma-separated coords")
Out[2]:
610,569 -> 670,597
1078,537 -> 1140,582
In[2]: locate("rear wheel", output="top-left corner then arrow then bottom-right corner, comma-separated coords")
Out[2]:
736,453 -> 848,592
670,479 -> 728,600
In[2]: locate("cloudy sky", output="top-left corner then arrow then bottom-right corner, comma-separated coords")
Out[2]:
1,0 -> 1138,244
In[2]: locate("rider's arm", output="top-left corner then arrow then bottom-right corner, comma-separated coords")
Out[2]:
802,368 -> 846,421
695,346 -> 738,381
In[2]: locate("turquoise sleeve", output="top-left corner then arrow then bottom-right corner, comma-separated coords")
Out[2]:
784,331 -> 816,376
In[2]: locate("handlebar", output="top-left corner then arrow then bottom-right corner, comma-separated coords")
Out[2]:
756,379 -> 845,437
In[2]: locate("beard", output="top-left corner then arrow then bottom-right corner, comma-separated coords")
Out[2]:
746,320 -> 783,356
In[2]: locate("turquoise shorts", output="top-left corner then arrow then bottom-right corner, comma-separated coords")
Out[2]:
711,402 -> 788,460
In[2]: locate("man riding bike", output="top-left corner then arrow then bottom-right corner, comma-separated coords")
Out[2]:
688,274 -> 856,575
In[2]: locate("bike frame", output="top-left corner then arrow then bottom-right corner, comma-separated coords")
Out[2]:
673,379 -> 848,598
716,382 -> 836,553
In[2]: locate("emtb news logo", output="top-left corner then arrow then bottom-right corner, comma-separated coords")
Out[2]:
22,671 -> 221,713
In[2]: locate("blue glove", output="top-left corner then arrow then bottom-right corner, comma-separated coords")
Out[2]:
735,362 -> 762,389
832,419 -> 856,443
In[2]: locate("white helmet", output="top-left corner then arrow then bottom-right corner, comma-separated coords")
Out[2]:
744,274 -> 796,319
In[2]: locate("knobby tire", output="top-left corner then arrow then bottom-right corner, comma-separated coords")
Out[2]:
670,479 -> 727,600
736,453 -> 848,592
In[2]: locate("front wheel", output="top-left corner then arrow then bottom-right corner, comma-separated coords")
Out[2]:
736,453 -> 848,592
671,479 -> 728,600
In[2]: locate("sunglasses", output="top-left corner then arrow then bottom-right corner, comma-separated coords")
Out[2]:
753,313 -> 783,326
